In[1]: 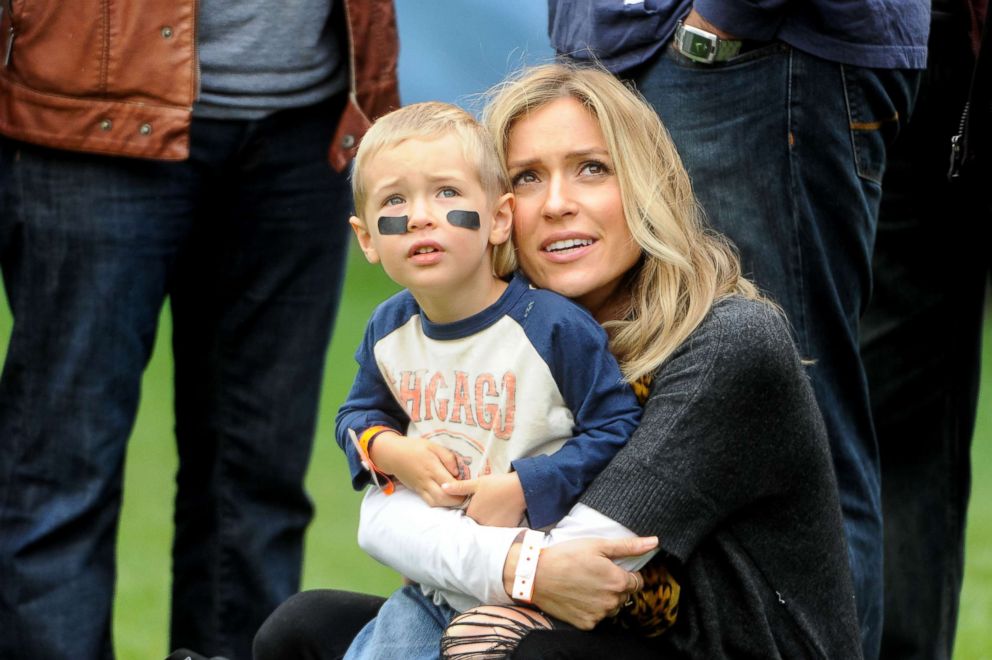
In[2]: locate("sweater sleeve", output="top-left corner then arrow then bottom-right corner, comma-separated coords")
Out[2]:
581,297 -> 817,562
511,303 -> 641,529
334,318 -> 409,491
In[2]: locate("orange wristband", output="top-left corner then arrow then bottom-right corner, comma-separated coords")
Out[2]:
359,425 -> 393,457
349,426 -> 396,495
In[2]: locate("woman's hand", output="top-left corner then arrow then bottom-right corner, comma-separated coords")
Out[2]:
502,536 -> 657,629
442,473 -> 527,527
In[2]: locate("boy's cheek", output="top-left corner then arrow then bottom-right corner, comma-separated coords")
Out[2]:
378,215 -> 410,235
446,209 -> 480,230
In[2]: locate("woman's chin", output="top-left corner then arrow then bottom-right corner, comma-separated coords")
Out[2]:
535,275 -> 597,304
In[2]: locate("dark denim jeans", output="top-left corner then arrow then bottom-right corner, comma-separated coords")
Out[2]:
632,44 -> 919,658
861,9 -> 991,658
0,95 -> 352,659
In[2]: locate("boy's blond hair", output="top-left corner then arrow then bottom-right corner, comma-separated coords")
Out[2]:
352,101 -> 516,277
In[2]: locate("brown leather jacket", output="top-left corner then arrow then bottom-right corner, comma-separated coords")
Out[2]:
0,0 -> 399,170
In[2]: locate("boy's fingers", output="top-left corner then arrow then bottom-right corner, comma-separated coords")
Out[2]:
420,483 -> 464,508
427,444 -> 460,478
441,478 -> 479,496
453,454 -> 471,480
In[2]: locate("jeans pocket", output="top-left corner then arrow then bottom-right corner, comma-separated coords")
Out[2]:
843,65 -> 901,184
665,40 -> 786,69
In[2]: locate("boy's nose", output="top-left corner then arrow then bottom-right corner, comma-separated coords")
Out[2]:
407,205 -> 437,231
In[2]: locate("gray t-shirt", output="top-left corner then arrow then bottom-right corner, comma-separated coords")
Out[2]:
194,1 -> 347,119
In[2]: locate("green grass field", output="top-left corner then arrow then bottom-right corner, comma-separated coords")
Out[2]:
1,242 -> 989,658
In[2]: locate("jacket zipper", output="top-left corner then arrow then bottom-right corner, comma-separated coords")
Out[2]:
192,0 -> 201,102
947,100 -> 970,180
2,0 -> 14,67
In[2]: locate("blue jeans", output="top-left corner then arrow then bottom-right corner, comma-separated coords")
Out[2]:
632,44 -> 919,658
344,585 -> 456,660
861,8 -> 990,658
0,95 -> 352,659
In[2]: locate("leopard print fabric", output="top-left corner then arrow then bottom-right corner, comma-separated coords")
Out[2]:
609,374 -> 681,637
630,374 -> 653,406
611,555 -> 680,636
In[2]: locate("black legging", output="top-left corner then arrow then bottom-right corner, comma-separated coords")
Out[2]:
252,589 -> 662,659
253,590 -> 385,660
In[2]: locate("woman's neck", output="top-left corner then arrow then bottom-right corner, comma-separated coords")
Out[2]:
589,291 -> 631,324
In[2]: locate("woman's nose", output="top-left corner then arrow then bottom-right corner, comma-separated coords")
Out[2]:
542,175 -> 577,221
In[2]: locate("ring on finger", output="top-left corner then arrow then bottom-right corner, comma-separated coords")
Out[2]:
626,572 -> 641,592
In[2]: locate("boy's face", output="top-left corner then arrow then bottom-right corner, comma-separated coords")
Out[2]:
351,132 -> 512,300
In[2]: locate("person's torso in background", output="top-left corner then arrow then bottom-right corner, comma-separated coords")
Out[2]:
194,0 -> 347,119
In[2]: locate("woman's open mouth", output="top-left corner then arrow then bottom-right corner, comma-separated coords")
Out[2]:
543,238 -> 594,254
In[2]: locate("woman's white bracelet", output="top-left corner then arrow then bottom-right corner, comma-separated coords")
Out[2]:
512,529 -> 545,603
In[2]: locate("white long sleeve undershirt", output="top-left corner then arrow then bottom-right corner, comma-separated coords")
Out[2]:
357,487 -> 657,612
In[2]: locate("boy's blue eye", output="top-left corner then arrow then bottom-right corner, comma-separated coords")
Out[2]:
385,195 -> 404,206
438,188 -> 458,198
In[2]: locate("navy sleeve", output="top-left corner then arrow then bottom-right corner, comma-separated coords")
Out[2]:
334,316 -> 409,491
511,296 -> 641,528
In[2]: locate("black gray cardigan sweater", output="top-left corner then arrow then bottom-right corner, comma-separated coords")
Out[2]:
582,296 -> 863,659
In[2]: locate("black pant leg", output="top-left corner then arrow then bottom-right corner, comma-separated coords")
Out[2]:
253,590 -> 385,660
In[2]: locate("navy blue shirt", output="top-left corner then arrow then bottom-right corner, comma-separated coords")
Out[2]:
548,0 -> 929,73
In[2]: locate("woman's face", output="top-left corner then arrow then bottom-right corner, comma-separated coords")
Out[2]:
506,97 -> 642,320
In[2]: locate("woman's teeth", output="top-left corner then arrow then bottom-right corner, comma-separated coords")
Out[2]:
545,238 -> 592,252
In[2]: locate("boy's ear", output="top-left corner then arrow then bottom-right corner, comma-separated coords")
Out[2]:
349,216 -> 380,264
489,192 -> 514,246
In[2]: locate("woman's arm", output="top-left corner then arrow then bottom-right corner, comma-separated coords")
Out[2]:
580,298 -> 811,560
356,488 -> 656,616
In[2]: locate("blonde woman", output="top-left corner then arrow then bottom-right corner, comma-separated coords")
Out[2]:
254,63 -> 862,660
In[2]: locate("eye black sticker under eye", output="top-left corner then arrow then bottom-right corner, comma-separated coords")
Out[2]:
447,210 -> 480,230
377,215 -> 409,235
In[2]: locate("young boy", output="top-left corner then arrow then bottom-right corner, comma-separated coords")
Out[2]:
336,101 -> 640,536
335,102 -> 645,657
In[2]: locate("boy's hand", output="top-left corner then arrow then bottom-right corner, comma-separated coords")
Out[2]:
369,433 -> 465,507
443,473 -> 526,527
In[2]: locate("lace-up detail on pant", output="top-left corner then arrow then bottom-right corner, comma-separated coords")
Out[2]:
440,606 -> 555,659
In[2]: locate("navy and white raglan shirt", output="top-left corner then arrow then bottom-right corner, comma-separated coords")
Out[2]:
336,272 -> 641,529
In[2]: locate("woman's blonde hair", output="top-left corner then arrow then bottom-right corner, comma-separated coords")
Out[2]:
352,101 -> 516,276
483,63 -> 764,381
